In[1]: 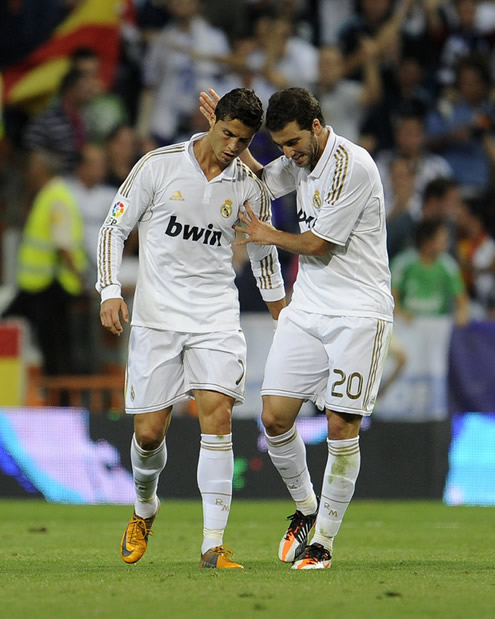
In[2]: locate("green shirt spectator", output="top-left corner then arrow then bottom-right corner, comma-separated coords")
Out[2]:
391,218 -> 469,325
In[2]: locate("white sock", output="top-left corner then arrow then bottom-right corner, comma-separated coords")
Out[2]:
265,425 -> 317,515
197,433 -> 233,554
312,437 -> 360,553
131,433 -> 166,518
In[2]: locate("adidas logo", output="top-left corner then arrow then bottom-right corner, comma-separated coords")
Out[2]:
169,191 -> 184,201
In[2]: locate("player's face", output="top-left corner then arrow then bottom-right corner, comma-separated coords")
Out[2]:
209,117 -> 256,167
270,120 -> 321,169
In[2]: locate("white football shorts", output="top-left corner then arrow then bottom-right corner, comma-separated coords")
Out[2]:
125,326 -> 247,414
262,306 -> 392,416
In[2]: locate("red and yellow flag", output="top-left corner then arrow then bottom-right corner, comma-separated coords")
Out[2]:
2,0 -> 125,111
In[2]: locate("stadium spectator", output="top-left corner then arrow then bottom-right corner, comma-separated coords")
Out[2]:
104,125 -> 143,190
338,0 -> 416,82
360,53 -> 433,153
316,42 -> 382,144
376,113 -> 452,219
421,177 -> 462,256
136,0 -> 233,144
435,0 -> 495,88
455,197 -> 495,318
2,149 -> 87,375
200,86 -> 393,570
66,143 -> 115,290
425,54 -> 495,198
391,217 -> 469,325
97,88 -> 285,569
317,0 -> 354,46
70,47 -> 128,144
242,13 -> 319,107
23,68 -> 98,173
385,156 -> 417,259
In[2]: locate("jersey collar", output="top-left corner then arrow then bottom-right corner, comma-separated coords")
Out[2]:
308,126 -> 337,179
187,132 -> 236,182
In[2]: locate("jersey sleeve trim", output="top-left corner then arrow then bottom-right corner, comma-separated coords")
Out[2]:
327,145 -> 350,205
311,228 -> 345,247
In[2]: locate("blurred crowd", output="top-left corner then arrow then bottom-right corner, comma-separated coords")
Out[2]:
2,0 -> 495,377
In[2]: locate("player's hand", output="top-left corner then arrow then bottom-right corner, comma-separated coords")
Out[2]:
100,298 -> 129,336
233,201 -> 276,246
199,88 -> 220,124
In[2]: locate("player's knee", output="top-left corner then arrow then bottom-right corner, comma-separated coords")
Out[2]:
135,427 -> 164,451
261,409 -> 291,436
327,410 -> 361,440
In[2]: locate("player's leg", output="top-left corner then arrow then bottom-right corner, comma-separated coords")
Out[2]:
292,411 -> 361,570
121,326 -> 186,564
293,317 -> 392,570
261,307 -> 329,562
185,330 -> 247,568
121,409 -> 171,564
194,389 -> 242,568
262,394 -> 320,562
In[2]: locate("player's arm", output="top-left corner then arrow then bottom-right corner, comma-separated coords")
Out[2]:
235,202 -> 333,257
199,88 -> 264,178
96,159 -> 153,335
454,291 -> 470,326
242,184 -> 286,315
265,298 -> 286,321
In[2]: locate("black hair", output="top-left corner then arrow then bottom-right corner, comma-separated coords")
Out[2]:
215,88 -> 264,131
71,46 -> 98,63
414,218 -> 446,249
266,87 -> 325,133
456,53 -> 492,88
423,178 -> 458,203
59,68 -> 86,95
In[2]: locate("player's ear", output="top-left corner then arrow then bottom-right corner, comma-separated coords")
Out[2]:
312,118 -> 322,134
209,114 -> 217,129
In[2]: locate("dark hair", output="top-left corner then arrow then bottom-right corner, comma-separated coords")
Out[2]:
71,46 -> 98,63
423,178 -> 458,203
215,88 -> 263,131
456,53 -> 492,88
414,218 -> 446,249
266,87 -> 325,132
59,68 -> 86,95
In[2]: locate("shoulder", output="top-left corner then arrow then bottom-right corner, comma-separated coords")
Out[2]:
438,252 -> 461,275
137,143 -> 187,171
391,249 -> 418,273
234,159 -> 268,192
334,135 -> 380,184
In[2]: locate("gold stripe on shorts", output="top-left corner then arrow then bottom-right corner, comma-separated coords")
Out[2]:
363,319 -> 386,410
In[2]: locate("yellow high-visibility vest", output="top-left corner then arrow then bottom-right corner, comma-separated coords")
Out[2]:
17,178 -> 87,295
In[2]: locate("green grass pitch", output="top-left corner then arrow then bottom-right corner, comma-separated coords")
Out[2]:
1,499 -> 493,618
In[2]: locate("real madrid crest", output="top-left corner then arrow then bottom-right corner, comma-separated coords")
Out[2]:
220,199 -> 233,218
313,190 -> 322,209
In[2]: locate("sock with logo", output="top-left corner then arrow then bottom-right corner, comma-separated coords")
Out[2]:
131,433 -> 166,519
265,425 -> 317,515
312,437 -> 360,553
197,433 -> 234,554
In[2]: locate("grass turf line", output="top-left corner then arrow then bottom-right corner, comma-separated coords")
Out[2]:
0,499 -> 494,618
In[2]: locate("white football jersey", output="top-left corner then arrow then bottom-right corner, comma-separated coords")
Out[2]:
96,135 -> 285,332
262,128 -> 394,321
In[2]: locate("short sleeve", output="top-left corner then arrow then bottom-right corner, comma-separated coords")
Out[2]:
262,156 -> 298,199
312,158 -> 373,246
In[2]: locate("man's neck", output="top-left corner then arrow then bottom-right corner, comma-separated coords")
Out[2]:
193,137 -> 225,181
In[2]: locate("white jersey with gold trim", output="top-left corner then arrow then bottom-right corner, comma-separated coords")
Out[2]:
262,128 -> 393,321
96,135 -> 285,332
